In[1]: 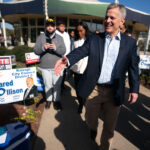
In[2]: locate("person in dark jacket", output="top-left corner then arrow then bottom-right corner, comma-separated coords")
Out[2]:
54,3 -> 139,150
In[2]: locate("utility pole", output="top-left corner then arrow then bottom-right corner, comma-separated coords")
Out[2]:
0,0 -> 8,47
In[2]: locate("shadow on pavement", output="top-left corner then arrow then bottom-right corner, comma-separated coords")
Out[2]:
54,78 -> 150,150
116,87 -> 150,150
54,83 -> 99,150
32,130 -> 46,150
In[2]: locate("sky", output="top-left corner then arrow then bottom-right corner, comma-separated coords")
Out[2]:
99,0 -> 150,14
1,0 -> 150,29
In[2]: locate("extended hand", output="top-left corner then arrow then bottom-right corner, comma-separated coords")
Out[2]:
128,93 -> 138,104
54,56 -> 68,76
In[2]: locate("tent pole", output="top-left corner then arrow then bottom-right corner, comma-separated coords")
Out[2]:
145,26 -> 150,55
0,0 -> 7,47
2,18 -> 7,47
44,0 -> 48,20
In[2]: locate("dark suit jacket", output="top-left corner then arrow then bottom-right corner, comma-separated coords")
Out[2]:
67,32 -> 139,106
23,85 -> 38,100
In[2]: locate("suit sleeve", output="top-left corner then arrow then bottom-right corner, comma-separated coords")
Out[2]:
66,36 -> 90,67
128,40 -> 140,93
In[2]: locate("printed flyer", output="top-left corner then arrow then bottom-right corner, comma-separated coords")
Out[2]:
25,52 -> 39,64
0,67 -> 37,104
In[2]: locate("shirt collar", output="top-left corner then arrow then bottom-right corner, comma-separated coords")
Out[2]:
105,31 -> 121,40
50,31 -> 56,39
28,85 -> 33,91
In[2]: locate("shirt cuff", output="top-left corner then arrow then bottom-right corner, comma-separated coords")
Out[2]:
66,58 -> 70,67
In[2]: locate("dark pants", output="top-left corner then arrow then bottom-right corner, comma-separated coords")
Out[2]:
61,68 -> 72,89
73,72 -> 84,105
61,68 -> 67,89
85,85 -> 120,150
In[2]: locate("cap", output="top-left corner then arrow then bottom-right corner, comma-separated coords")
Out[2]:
46,18 -> 56,26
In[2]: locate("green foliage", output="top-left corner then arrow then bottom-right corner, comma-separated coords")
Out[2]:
0,47 -> 12,56
6,29 -> 14,36
12,65 -> 24,69
11,46 -> 33,63
140,70 -> 150,85
138,40 -> 145,51
138,40 -> 150,52
0,45 -> 34,63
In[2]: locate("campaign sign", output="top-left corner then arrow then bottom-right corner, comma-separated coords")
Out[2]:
25,52 -> 39,64
11,55 -> 16,66
139,55 -> 150,69
0,56 -> 12,70
0,67 -> 37,104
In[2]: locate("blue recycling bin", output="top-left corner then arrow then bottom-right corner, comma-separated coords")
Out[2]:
37,75 -> 45,92
0,122 -> 30,150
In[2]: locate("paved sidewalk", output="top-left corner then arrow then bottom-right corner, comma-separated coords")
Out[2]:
34,80 -> 150,150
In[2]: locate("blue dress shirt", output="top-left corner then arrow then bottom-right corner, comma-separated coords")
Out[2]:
98,32 -> 121,84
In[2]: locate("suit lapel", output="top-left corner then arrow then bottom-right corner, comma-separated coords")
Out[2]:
98,33 -> 105,70
98,33 -> 126,74
115,34 -> 126,74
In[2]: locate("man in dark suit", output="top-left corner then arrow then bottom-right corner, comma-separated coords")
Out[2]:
54,3 -> 139,150
23,77 -> 38,105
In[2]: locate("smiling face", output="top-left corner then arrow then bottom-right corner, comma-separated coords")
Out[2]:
104,7 -> 125,38
26,77 -> 34,88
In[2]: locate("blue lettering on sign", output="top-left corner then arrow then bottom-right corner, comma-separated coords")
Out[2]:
0,80 -> 13,87
0,87 -> 23,96
0,88 -> 5,96
141,60 -> 147,65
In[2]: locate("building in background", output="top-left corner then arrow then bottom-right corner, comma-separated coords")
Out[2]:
0,0 -> 150,50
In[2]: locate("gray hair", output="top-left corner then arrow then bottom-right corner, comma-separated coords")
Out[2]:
106,3 -> 126,19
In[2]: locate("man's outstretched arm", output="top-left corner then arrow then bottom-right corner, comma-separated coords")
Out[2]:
54,35 -> 92,76
54,56 -> 68,76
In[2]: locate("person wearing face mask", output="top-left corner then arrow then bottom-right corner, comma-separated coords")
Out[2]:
54,3 -> 139,150
71,22 -> 90,114
34,18 -> 66,110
